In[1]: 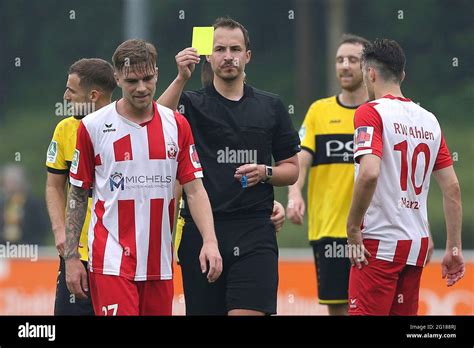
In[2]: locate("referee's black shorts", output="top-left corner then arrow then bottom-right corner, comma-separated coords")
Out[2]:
310,237 -> 351,305
54,256 -> 94,315
178,216 -> 278,315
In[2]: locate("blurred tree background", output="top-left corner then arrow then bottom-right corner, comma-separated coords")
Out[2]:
0,0 -> 472,248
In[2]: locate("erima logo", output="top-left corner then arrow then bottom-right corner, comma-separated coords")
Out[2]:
103,123 -> 116,133
18,322 -> 56,341
109,172 -> 124,191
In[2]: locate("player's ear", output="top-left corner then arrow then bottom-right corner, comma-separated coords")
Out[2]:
400,70 -> 406,83
114,72 -> 121,87
205,55 -> 211,63
89,89 -> 100,103
245,49 -> 251,64
369,67 -> 376,83
155,66 -> 159,80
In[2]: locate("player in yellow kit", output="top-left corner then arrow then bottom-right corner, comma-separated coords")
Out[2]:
287,34 -> 369,315
45,58 -> 115,315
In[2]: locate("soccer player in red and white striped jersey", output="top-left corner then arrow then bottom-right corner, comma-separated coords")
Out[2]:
64,39 -> 222,316
346,39 -> 464,315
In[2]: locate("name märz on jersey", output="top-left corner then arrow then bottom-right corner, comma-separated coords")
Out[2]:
393,123 -> 434,140
399,197 -> 420,210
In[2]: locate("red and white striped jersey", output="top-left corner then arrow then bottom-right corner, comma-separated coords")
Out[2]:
70,101 -> 203,281
354,95 -> 452,267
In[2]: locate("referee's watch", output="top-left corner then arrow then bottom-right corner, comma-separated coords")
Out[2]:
263,165 -> 272,183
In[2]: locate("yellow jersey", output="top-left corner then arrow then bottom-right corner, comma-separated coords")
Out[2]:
299,95 -> 358,241
46,116 -> 92,261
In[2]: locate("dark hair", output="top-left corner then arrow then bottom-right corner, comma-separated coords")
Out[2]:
112,39 -> 157,76
339,33 -> 370,48
201,60 -> 214,87
213,17 -> 250,50
362,38 -> 406,83
68,58 -> 116,94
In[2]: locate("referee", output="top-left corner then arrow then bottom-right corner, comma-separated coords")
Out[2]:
158,17 -> 300,315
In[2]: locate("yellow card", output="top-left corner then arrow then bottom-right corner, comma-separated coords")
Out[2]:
192,27 -> 214,55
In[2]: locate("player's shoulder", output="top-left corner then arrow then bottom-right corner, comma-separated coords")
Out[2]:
53,115 -> 78,130
81,102 -> 116,128
51,116 -> 80,138
308,95 -> 338,111
250,85 -> 279,99
156,102 -> 175,118
182,87 -> 207,101
304,95 -> 338,120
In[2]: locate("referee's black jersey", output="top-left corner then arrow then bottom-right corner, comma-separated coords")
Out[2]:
179,82 -> 300,219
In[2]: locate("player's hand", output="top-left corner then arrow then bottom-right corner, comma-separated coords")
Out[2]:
65,257 -> 89,300
234,164 -> 265,187
175,48 -> 200,81
426,234 -> 435,264
347,226 -> 371,269
286,194 -> 305,225
199,240 -> 223,283
271,201 -> 285,232
54,230 -> 66,257
441,247 -> 465,287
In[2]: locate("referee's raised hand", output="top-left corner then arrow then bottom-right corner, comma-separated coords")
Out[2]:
175,47 -> 200,81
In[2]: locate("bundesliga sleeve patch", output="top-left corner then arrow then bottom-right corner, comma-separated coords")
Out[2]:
354,126 -> 374,149
189,144 -> 201,169
71,149 -> 80,174
298,125 -> 306,140
46,140 -> 58,163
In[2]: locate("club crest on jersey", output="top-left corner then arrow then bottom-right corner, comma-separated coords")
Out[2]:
189,144 -> 201,169
355,126 -> 374,149
167,142 -> 177,159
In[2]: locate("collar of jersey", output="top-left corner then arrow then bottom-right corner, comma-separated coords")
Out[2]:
382,94 -> 411,102
206,82 -> 252,102
113,100 -> 157,128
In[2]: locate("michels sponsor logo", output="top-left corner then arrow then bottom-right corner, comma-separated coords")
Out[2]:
109,172 -> 172,191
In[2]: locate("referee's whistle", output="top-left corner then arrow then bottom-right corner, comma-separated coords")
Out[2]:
241,175 -> 248,189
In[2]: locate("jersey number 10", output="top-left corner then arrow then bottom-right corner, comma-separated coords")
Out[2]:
394,140 -> 430,195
